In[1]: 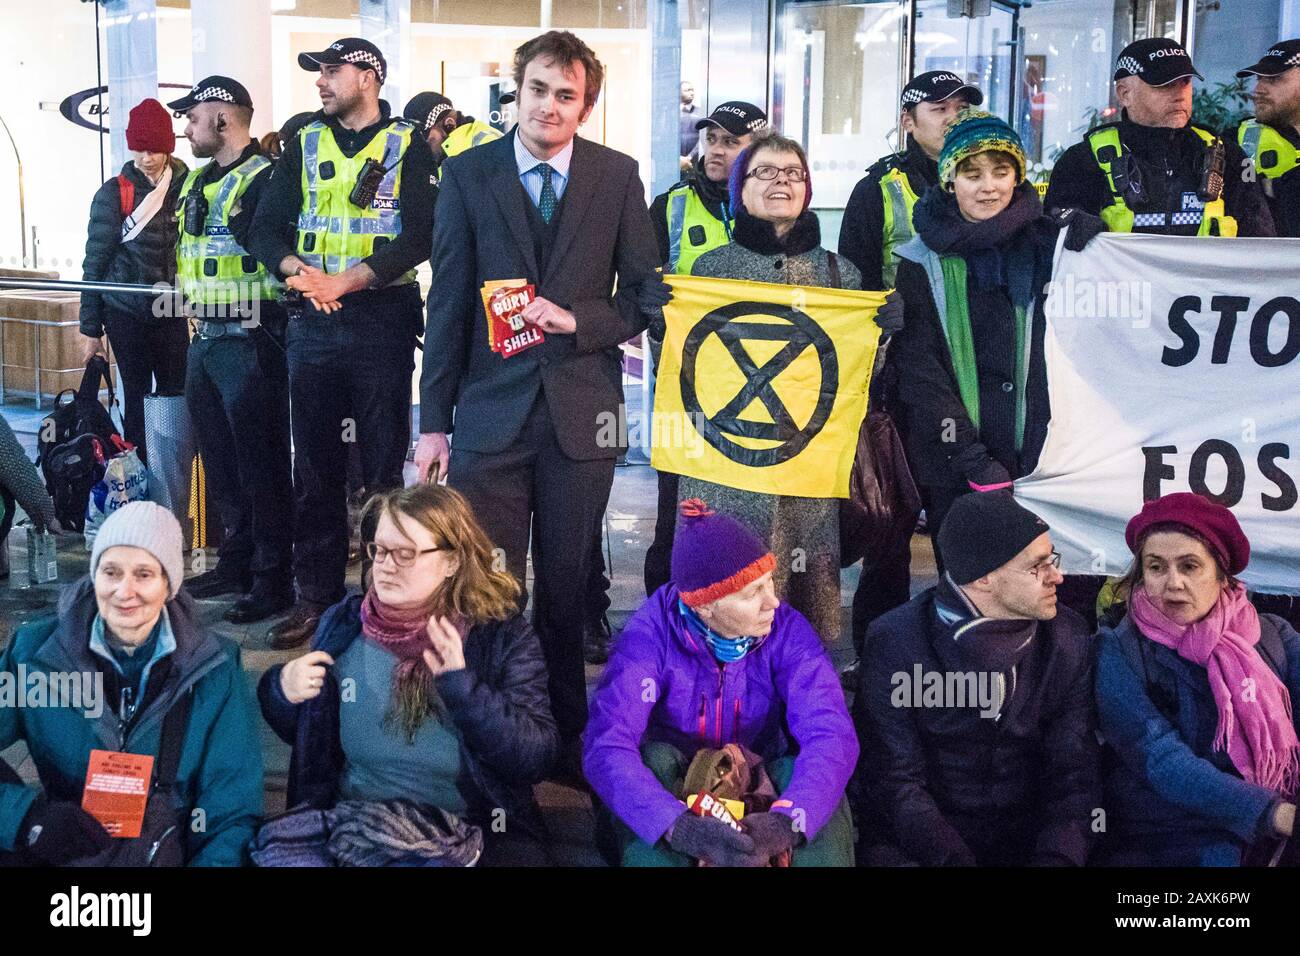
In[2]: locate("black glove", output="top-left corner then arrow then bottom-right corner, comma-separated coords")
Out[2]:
667,811 -> 759,867
1057,208 -> 1107,253
873,289 -> 905,334
635,277 -> 674,314
965,458 -> 1013,493
22,800 -> 112,865
743,811 -> 803,861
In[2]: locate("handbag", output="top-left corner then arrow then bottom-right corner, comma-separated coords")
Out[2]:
822,253 -> 922,568
839,409 -> 922,567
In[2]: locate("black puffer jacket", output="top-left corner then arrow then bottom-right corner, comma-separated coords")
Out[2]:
79,157 -> 188,337
258,595 -> 559,840
854,582 -> 1101,866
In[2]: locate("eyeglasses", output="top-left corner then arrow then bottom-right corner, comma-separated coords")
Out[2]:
744,164 -> 807,183
365,542 -> 441,568
1018,550 -> 1062,580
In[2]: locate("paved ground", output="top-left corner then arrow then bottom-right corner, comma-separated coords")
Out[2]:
0,397 -> 938,865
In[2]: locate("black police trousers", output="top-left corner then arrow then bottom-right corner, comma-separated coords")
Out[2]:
185,302 -> 293,588
286,286 -> 419,606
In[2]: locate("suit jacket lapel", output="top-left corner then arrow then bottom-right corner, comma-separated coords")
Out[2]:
488,131 -> 539,279
544,136 -> 598,286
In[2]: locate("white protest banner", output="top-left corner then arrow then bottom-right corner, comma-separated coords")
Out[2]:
1014,233 -> 1300,594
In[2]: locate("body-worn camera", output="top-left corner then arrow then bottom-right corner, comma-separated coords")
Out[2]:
349,157 -> 387,208
183,189 -> 210,236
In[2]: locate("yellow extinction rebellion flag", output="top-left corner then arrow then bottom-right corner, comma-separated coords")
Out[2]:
651,273 -> 885,498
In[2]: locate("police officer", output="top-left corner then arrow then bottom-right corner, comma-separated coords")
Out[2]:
249,38 -> 437,648
839,71 -> 982,290
167,76 -> 293,623
1237,39 -> 1300,237
834,73 -> 982,671
1045,38 -> 1274,238
403,92 -> 503,176
627,100 -> 769,655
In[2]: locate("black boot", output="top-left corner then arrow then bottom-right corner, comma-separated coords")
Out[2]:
225,579 -> 295,624
185,566 -> 252,599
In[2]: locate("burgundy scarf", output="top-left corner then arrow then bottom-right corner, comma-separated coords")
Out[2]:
1131,583 -> 1300,795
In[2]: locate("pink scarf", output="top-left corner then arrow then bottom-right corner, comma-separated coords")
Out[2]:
1131,583 -> 1300,795
360,588 -> 436,664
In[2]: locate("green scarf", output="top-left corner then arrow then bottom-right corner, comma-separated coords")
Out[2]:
937,255 -> 1029,452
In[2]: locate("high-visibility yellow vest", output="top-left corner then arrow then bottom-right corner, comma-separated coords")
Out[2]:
443,120 -> 501,159
177,154 -> 280,306
1238,119 -> 1299,179
295,118 -> 418,285
664,183 -> 732,274
878,165 -> 921,288
1087,123 -> 1237,236
436,120 -> 502,181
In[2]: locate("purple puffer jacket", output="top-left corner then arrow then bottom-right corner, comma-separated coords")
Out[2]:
583,584 -> 858,847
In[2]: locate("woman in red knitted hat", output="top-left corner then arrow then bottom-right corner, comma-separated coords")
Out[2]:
1094,492 -> 1300,866
77,98 -> 189,464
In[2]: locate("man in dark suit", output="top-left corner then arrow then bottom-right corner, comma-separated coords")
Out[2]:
415,30 -> 664,779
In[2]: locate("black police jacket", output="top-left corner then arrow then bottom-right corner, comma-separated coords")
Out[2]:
1043,112 -> 1275,237
838,140 -> 940,291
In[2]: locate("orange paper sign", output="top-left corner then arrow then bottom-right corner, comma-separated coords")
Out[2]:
82,749 -> 153,838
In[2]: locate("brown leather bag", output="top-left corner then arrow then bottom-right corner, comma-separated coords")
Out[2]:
838,408 -> 922,568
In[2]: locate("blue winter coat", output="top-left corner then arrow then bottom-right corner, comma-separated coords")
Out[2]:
257,595 -> 558,839
1094,612 -> 1300,866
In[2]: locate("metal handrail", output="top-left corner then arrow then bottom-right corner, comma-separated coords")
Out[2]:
0,277 -> 162,296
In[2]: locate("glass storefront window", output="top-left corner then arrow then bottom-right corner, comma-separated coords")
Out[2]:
1016,0 -> 1134,177
913,0 -> 1016,120
772,0 -> 908,237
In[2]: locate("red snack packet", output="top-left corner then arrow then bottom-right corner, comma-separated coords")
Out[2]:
487,283 -> 545,358
689,790 -> 743,832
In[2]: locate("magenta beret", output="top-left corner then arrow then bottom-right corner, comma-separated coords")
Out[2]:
1124,492 -> 1250,575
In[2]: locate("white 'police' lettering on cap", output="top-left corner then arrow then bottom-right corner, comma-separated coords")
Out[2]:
1148,47 -> 1187,60
931,73 -> 960,84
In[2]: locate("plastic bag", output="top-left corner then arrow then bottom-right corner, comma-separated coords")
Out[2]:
84,447 -> 149,549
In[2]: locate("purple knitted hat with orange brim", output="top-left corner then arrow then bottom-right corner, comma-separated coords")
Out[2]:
671,499 -> 776,607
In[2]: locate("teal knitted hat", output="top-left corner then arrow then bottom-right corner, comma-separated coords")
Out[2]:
938,108 -> 1027,186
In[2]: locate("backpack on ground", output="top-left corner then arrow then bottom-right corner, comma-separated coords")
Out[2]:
37,357 -> 125,532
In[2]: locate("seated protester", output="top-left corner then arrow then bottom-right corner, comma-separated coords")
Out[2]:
1094,493 -> 1300,867
855,493 -> 1100,866
584,499 -> 858,867
258,484 -> 558,867
890,108 -> 1061,565
0,502 -> 263,867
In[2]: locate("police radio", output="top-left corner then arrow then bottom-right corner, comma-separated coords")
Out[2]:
1199,136 -> 1226,202
348,158 -> 389,208
183,188 -> 210,237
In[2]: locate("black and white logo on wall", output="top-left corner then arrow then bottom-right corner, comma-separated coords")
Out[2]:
58,83 -> 192,133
